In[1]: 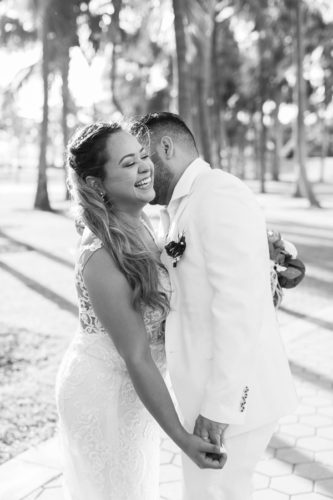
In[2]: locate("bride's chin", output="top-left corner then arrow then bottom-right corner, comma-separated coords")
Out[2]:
148,189 -> 156,202
135,187 -> 155,202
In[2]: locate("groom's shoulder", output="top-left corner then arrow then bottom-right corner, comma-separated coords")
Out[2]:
193,168 -> 253,198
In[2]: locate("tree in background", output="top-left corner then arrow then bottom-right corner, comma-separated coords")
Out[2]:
34,0 -> 52,210
1,0 -> 332,209
51,0 -> 80,199
172,0 -> 193,130
294,0 -> 320,206
171,0 -> 217,164
108,0 -> 123,114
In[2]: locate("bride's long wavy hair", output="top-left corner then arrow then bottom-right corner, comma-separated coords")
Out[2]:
67,122 -> 169,317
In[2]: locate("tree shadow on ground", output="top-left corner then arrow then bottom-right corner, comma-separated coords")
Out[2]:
270,435 -> 333,490
0,261 -> 77,316
0,230 -> 74,269
280,307 -> 333,332
290,360 -> 333,391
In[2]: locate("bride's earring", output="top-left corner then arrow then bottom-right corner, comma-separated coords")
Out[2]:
99,191 -> 112,208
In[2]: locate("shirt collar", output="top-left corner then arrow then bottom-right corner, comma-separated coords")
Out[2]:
168,157 -> 211,208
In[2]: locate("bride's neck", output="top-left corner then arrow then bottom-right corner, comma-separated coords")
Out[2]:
117,210 -> 144,229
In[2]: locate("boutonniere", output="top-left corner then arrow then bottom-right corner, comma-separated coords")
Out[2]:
164,232 -> 186,268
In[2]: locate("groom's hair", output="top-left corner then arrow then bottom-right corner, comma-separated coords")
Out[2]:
131,112 -> 198,153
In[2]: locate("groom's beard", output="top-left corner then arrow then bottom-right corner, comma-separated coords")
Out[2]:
150,152 -> 172,206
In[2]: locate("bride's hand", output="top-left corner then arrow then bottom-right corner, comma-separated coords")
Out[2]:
181,432 -> 225,469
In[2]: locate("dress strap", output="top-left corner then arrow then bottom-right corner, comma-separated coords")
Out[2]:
77,233 -> 103,273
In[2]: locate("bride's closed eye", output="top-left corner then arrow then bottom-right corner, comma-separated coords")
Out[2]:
123,153 -> 149,168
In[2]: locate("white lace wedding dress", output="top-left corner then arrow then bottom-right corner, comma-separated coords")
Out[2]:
55,236 -> 167,500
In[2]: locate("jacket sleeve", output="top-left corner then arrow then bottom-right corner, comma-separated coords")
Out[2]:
197,175 -> 270,424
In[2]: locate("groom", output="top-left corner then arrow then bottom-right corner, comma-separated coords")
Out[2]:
132,112 -> 298,500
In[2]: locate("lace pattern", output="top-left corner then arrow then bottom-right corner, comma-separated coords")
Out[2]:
56,234 -> 168,499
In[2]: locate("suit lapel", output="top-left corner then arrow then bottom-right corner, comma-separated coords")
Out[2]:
160,159 -> 210,268
167,196 -> 189,241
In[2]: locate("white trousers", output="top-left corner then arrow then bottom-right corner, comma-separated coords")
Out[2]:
181,422 -> 277,500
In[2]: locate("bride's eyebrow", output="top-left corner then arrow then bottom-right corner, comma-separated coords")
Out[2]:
118,147 -> 144,165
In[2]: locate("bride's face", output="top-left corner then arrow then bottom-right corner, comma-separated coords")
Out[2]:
103,131 -> 155,210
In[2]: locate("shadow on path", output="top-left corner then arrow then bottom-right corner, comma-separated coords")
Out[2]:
0,261 -> 77,316
271,435 -> 333,492
290,361 -> 333,391
280,306 -> 333,332
0,230 -> 74,269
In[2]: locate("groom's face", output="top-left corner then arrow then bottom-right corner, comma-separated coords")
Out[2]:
149,148 -> 173,206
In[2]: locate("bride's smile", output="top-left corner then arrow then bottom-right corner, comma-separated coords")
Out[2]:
134,175 -> 153,190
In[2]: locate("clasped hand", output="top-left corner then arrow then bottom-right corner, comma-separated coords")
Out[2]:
193,414 -> 228,468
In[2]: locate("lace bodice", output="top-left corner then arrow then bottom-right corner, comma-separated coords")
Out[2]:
73,235 -> 168,372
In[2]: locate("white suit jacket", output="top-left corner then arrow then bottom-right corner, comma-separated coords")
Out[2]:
160,158 -> 298,437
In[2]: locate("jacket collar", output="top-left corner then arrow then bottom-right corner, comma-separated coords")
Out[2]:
168,157 -> 211,209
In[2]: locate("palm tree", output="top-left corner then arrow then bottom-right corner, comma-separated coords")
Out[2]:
172,0 -> 193,129
257,17 -> 268,193
109,0 -> 124,115
52,0 -> 79,199
34,0 -> 51,210
60,40 -> 71,199
194,1 -> 215,165
172,0 -> 216,162
294,0 -> 320,207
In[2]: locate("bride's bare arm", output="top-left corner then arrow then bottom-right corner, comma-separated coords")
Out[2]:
83,247 -> 223,470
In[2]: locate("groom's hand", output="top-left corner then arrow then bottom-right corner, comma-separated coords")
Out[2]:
193,414 -> 228,446
194,415 -> 228,467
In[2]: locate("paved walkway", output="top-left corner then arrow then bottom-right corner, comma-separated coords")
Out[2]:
0,175 -> 333,499
1,302 -> 333,500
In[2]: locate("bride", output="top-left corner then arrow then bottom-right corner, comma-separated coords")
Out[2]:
55,122 -> 223,500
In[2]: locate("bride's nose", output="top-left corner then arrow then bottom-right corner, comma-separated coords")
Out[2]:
138,160 -> 150,172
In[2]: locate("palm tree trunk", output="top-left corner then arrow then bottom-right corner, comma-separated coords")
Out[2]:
172,0 -> 193,129
211,14 -> 222,168
258,103 -> 266,193
61,42 -> 70,199
253,115 -> 260,180
197,79 -> 212,164
258,29 -> 267,193
219,109 -> 229,171
194,7 -> 214,165
34,0 -> 51,211
272,89 -> 282,181
237,126 -> 246,179
319,110 -> 328,183
191,79 -> 202,152
294,0 -> 320,207
110,0 -> 123,115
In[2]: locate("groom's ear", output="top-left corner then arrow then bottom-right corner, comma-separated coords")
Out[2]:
160,136 -> 174,160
